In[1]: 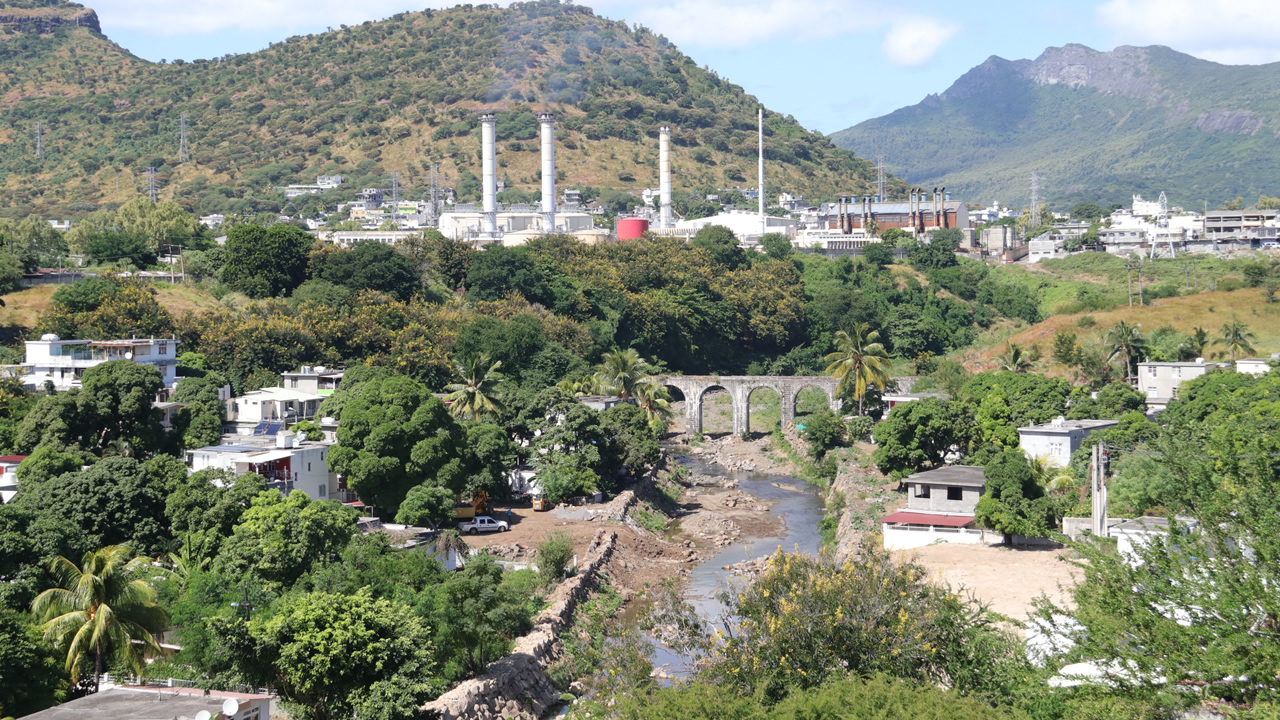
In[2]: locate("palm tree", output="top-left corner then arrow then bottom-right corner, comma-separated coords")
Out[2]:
595,349 -> 651,400
1215,319 -> 1257,362
444,353 -> 505,422
32,546 -> 170,691
824,323 -> 891,416
555,375 -> 603,397
633,378 -> 674,431
997,343 -> 1033,373
1106,321 -> 1147,381
1182,327 -> 1211,360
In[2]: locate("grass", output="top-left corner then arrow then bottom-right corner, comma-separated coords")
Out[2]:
632,503 -> 667,534
0,280 -> 226,332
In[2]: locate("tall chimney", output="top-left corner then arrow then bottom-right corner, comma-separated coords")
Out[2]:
941,187 -> 949,228
659,126 -> 672,228
757,108 -> 765,237
481,113 -> 497,237
539,113 -> 556,233
933,187 -> 941,228
838,197 -> 845,232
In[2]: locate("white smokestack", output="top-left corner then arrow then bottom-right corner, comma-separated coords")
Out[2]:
757,108 -> 765,236
539,112 -> 556,233
659,126 -> 672,228
481,113 -> 497,236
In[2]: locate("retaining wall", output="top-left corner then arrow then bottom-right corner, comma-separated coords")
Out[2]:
420,529 -> 618,720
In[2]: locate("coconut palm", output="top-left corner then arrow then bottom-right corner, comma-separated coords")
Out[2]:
1106,321 -> 1147,381
32,546 -> 170,691
634,378 -> 675,431
444,353 -> 505,422
1215,319 -> 1257,362
595,349 -> 651,400
997,343 -> 1033,373
1182,326 -> 1211,360
824,323 -> 891,416
555,375 -> 603,397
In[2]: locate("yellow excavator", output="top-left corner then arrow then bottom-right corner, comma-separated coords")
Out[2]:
451,491 -> 489,520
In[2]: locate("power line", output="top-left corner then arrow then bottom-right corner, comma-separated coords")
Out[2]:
1029,171 -> 1041,228
875,156 -> 886,200
146,167 -> 158,203
179,114 -> 190,163
35,122 -> 44,161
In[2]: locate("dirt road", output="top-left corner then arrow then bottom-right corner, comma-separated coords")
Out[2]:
893,543 -> 1080,623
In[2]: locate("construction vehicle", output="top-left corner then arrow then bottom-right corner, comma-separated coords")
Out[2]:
451,491 -> 489,520
531,492 -> 551,512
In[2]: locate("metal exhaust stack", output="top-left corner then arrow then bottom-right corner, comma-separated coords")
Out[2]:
481,113 -> 497,237
539,113 -> 556,233
659,126 -> 672,228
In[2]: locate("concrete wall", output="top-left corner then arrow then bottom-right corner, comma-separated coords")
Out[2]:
1061,516 -> 1128,541
905,482 -> 981,514
420,529 -> 618,720
883,524 -> 1003,551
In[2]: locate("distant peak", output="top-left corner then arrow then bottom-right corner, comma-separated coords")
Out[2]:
0,1 -> 100,34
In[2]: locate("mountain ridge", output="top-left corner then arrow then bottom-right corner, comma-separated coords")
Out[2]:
0,0 -> 903,219
831,44 -> 1280,208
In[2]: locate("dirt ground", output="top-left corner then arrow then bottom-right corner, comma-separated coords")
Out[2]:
892,543 -> 1080,623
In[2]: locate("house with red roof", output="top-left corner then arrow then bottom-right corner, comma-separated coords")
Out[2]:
879,465 -> 1004,550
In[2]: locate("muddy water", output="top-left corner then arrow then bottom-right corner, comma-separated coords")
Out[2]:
649,451 -> 826,676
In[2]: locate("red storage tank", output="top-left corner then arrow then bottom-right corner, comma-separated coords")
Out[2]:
616,218 -> 649,241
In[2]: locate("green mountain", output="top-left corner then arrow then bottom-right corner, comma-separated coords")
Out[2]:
0,0 -> 902,219
831,44 -> 1280,211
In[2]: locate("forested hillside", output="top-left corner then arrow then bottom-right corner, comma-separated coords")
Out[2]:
0,0 -> 902,219
831,44 -> 1280,209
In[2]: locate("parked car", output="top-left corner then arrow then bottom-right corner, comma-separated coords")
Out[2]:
457,515 -> 509,535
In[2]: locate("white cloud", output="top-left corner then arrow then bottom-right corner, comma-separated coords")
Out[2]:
1097,0 -> 1280,64
880,16 -> 959,67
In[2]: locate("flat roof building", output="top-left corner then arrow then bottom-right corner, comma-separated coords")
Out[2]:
1018,417 -> 1118,467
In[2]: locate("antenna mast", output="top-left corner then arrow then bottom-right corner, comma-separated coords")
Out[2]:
179,114 -> 190,163
146,167 -> 158,203
390,172 -> 401,206
1029,172 -> 1041,228
875,155 -> 886,200
35,122 -> 44,161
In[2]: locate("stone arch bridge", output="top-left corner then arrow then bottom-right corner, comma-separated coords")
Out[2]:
660,375 -> 842,436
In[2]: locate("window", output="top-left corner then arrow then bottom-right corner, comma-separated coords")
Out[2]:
1049,441 -> 1064,457
914,484 -> 930,499
1172,367 -> 1181,379
318,485 -> 326,497
946,487 -> 964,501
1147,366 -> 1157,377
291,378 -> 298,388
1148,386 -> 1157,398
308,463 -> 312,472
159,344 -> 167,355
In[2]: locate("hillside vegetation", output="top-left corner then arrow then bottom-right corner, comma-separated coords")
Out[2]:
0,0 -> 903,219
832,44 -> 1280,209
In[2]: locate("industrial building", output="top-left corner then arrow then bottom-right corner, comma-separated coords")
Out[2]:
818,191 -> 970,234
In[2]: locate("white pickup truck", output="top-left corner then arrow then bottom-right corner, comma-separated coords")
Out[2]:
457,515 -> 509,535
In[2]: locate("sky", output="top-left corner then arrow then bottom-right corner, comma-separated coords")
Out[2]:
89,0 -> 1280,135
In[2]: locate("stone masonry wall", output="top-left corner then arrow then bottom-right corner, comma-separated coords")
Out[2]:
420,529 -> 619,720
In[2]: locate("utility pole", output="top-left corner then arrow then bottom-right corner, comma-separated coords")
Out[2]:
35,122 -> 44,161
146,167 -> 158,203
1138,258 -> 1144,305
429,163 -> 439,220
1029,172 -> 1041,228
1127,257 -> 1134,307
178,113 -> 190,163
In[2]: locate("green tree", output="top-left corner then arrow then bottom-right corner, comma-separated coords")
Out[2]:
443,353 -> 505,422
1215,319 -> 1257,361
214,490 -> 358,591
464,245 -> 550,304
0,610 -> 64,717
399,230 -> 474,289
880,227 -> 912,247
83,232 -> 157,268
974,386 -> 1018,449
221,224 -> 312,297
537,531 -> 574,585
0,252 -> 26,296
327,376 -> 469,513
872,398 -> 973,481
32,545 -> 170,690
1105,321 -> 1147,381
1070,201 -> 1105,221
801,409 -> 846,460
221,590 -> 437,720
973,449 -> 1054,538
690,225 -> 746,270
907,236 -> 958,270
171,373 -> 228,449
759,233 -> 793,261
824,323 -> 890,416
310,240 -> 419,300
1051,331 -> 1081,367
862,242 -> 894,268
394,484 -> 456,528
165,469 -> 266,553
632,378 -> 674,432
595,348 -> 653,400
599,403 -> 661,476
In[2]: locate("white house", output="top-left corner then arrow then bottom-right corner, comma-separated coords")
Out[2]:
880,392 -> 947,421
1135,359 -> 1228,412
880,466 -> 1003,550
18,335 -> 180,391
1235,357 -> 1275,375
673,210 -> 797,243
224,387 -> 324,435
1018,417 -> 1119,468
0,454 -> 28,504
188,431 -> 338,501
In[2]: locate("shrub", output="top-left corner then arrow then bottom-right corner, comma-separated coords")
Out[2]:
537,531 -> 574,585
1077,315 -> 1096,328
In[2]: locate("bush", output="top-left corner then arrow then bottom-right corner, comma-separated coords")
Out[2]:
1077,315 -> 1096,328
537,531 -> 574,585
801,409 -> 846,460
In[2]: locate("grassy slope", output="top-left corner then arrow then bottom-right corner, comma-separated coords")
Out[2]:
0,1 -> 904,219
0,281 -> 224,330
955,287 -> 1280,374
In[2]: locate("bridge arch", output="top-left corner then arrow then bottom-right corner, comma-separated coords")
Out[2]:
658,375 -> 843,436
